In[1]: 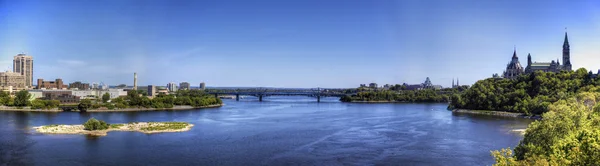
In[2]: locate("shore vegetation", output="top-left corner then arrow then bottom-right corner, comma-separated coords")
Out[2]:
491,92 -> 600,165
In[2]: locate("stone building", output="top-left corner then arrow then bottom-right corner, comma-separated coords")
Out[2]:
502,49 -> 525,79
0,71 -> 26,91
524,32 -> 572,73
37,78 -> 67,89
13,54 -> 33,88
69,81 -> 90,90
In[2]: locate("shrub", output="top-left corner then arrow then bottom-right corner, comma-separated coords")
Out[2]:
83,118 -> 109,130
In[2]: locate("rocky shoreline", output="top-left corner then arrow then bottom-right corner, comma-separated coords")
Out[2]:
452,109 -> 542,120
82,104 -> 223,112
33,122 -> 194,136
0,104 -> 223,112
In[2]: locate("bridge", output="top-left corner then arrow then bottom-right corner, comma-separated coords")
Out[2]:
205,88 -> 349,102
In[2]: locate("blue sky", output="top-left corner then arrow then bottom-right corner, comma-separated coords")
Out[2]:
1,0 -> 600,88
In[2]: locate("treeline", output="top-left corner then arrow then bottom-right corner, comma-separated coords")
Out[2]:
79,89 -> 222,111
340,88 -> 463,102
492,92 -> 600,165
449,68 -> 598,115
0,90 -> 60,109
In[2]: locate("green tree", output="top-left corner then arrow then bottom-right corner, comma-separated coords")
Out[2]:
78,99 -> 92,111
102,92 -> 110,103
83,118 -> 109,130
492,92 -> 600,165
14,90 -> 30,107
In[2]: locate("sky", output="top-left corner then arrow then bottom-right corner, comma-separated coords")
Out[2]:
1,0 -> 600,88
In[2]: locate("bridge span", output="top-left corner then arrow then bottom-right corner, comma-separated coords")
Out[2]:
205,88 -> 349,102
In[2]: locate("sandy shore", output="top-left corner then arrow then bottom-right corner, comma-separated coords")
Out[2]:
33,122 -> 194,136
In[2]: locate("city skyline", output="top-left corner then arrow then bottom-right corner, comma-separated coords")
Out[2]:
2,0 -> 600,88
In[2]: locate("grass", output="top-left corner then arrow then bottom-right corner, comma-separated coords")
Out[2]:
110,124 -> 125,128
140,122 -> 189,131
42,124 -> 59,129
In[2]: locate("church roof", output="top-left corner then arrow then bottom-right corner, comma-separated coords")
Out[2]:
530,62 -> 551,67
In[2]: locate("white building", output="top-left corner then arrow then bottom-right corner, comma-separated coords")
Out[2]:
167,82 -> 177,92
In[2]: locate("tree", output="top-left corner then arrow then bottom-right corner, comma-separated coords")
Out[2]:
14,90 -> 30,107
83,118 -> 109,130
78,99 -> 92,111
492,92 -> 600,165
102,92 -> 110,103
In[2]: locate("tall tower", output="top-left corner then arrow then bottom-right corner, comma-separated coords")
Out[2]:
133,72 -> 138,90
563,31 -> 572,71
527,53 -> 532,66
452,78 -> 455,88
13,54 -> 33,88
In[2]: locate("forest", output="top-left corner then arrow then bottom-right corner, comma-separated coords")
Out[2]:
449,68 -> 599,115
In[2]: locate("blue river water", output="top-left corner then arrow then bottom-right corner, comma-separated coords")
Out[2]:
0,96 -> 530,165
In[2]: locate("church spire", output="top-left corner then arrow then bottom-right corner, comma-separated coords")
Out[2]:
512,46 -> 517,58
564,29 -> 569,47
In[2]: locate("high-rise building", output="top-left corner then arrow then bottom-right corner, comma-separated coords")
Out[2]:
13,54 -> 33,88
148,85 -> 157,97
199,82 -> 206,90
167,82 -> 177,92
179,82 -> 190,90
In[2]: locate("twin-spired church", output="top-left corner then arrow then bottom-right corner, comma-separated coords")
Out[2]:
503,32 -> 572,79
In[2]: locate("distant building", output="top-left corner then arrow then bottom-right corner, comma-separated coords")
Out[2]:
13,54 -> 33,88
0,71 -> 25,92
369,83 -> 378,88
148,85 -> 157,97
503,48 -> 525,79
41,90 -> 80,104
91,82 -> 99,90
69,81 -> 90,90
452,78 -> 460,88
404,83 -> 423,90
423,77 -> 433,89
157,86 -> 168,94
37,79 -> 67,89
359,84 -> 367,88
179,82 -> 190,90
133,73 -> 138,90
524,32 -> 572,73
199,82 -> 206,90
167,82 -> 177,92
503,32 -> 573,79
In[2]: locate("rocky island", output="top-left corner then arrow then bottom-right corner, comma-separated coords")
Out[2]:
34,118 -> 194,136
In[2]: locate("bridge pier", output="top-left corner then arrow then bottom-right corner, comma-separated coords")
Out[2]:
236,94 -> 240,101
317,96 -> 321,103
258,95 -> 263,102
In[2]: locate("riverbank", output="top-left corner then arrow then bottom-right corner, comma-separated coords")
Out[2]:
0,106 -> 62,112
82,104 -> 223,112
33,122 -> 194,136
452,109 -> 541,120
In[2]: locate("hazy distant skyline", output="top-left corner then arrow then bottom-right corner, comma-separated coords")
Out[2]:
1,0 -> 600,88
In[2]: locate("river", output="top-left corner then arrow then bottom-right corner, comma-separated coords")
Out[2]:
0,96 -> 531,165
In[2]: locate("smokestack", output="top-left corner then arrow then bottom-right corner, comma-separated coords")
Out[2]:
133,72 -> 138,90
